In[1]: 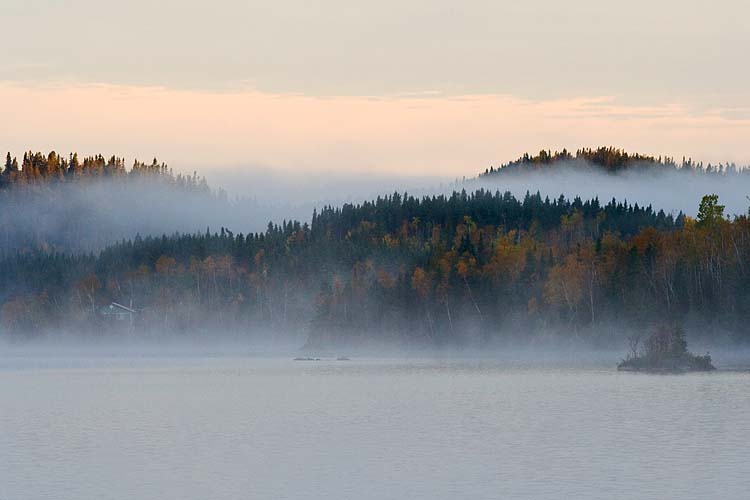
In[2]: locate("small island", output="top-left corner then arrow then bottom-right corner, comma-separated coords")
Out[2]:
618,324 -> 715,373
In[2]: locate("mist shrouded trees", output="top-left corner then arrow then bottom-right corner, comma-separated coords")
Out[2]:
2,182 -> 750,346
0,150 -> 212,189
0,150 -> 225,253
480,146 -> 747,177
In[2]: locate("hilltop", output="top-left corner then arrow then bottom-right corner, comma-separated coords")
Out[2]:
480,147 -> 746,177
2,151 -> 212,193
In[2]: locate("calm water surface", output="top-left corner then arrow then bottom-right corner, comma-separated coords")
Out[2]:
2,355 -> 749,500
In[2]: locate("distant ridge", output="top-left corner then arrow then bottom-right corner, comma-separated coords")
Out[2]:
1,150 -> 214,195
480,146 -> 746,177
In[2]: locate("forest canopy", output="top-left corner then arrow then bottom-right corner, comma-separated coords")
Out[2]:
2,150 -> 210,191
1,148 -> 749,347
1,187 -> 748,347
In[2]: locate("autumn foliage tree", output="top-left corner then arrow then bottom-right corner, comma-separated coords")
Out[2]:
1,176 -> 749,346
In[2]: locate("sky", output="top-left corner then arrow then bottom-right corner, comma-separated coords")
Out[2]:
2,0 -> 749,176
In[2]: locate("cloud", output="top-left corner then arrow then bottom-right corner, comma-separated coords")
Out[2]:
0,82 -> 748,177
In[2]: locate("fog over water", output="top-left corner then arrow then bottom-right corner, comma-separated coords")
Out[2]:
3,160 -> 750,500
2,355 -> 749,500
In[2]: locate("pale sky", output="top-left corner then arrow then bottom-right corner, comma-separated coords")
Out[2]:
2,0 -> 749,176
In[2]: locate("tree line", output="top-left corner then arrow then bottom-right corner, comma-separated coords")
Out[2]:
480,146 -> 747,176
2,188 -> 748,347
2,150 -> 211,193
0,151 -> 231,255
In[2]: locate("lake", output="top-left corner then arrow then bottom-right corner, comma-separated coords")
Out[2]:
2,353 -> 749,500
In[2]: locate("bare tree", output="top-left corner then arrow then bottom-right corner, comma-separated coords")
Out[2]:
627,332 -> 642,360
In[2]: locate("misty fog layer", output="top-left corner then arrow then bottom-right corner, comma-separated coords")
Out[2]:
0,180 -> 269,253
469,163 -> 750,217
3,158 -> 749,255
208,161 -> 750,223
3,184 -> 748,350
0,168 -> 449,253
3,150 -> 750,354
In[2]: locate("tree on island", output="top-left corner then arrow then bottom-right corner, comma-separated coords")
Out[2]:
618,323 -> 715,372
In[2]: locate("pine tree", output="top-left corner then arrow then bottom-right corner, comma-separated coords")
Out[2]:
3,153 -> 12,176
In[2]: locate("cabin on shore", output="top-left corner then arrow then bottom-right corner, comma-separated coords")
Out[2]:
99,302 -> 137,327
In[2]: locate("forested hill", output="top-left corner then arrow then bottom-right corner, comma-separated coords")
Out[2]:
0,151 -> 239,254
312,189 -> 679,240
1,147 -> 749,347
480,147 -> 747,177
4,188 -> 748,347
1,151 -> 211,192
1,147 -> 745,254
